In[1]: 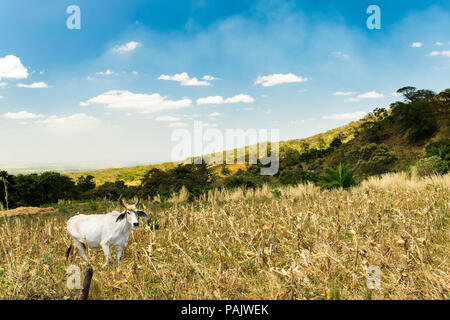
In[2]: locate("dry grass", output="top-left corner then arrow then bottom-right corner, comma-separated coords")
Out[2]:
0,207 -> 57,218
0,173 -> 448,300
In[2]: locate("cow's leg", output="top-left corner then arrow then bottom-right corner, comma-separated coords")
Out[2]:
74,240 -> 89,264
116,247 -> 123,269
100,242 -> 110,268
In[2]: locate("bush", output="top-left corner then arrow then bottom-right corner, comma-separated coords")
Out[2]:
391,99 -> 438,143
415,156 -> 448,177
279,169 -> 312,185
425,139 -> 449,160
318,163 -> 355,190
338,143 -> 397,176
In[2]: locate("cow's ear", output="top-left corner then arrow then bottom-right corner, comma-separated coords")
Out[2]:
137,210 -> 148,218
116,212 -> 127,222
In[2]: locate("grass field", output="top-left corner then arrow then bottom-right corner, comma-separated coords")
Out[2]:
0,172 -> 448,300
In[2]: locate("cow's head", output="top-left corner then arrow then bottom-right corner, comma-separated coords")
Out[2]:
116,196 -> 148,227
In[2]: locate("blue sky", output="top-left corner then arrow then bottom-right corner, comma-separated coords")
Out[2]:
0,0 -> 449,167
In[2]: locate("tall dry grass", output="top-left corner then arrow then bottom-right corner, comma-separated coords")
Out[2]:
0,173 -> 448,299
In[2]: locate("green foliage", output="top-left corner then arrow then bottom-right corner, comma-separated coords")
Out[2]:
140,163 -> 213,201
318,163 -> 355,190
425,139 -> 449,160
76,175 -> 96,192
391,98 -> 438,143
396,86 -> 436,102
7,172 -> 78,207
279,168 -> 312,185
341,143 -> 398,176
415,156 -> 449,177
279,146 -> 301,169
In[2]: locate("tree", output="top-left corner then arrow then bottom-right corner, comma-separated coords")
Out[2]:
0,170 -> 10,210
391,99 -> 438,143
318,163 -> 355,190
396,86 -> 435,102
77,175 -> 96,192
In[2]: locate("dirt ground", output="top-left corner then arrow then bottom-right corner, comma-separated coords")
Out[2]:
0,206 -> 57,218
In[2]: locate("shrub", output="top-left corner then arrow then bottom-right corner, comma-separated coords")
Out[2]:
339,143 -> 397,176
318,163 -> 355,190
415,156 -> 449,177
279,168 -> 312,185
425,139 -> 449,160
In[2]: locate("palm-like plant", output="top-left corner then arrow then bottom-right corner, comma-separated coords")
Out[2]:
318,163 -> 355,190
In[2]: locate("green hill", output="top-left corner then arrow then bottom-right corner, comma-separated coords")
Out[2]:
67,87 -> 449,185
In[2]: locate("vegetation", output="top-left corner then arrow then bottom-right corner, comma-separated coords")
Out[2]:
318,163 -> 355,189
0,173 -> 448,299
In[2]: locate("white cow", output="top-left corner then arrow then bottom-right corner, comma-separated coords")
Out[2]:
66,197 -> 148,268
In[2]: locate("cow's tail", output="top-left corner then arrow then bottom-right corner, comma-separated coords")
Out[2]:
66,244 -> 73,260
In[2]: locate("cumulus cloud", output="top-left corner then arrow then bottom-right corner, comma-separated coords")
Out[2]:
4,110 -> 44,120
39,113 -> 100,133
254,73 -> 308,87
158,72 -> 212,86
357,91 -> 385,99
435,42 -> 443,46
411,42 -> 423,48
196,94 -> 254,105
202,75 -> 220,81
0,55 -> 28,80
16,81 -> 48,88
0,82 -> 7,87
346,97 -> 360,102
0,96 -> 3,99
429,50 -> 450,57
95,69 -> 115,76
81,90 -> 192,114
322,111 -> 367,120
334,91 -> 357,96
112,41 -> 141,53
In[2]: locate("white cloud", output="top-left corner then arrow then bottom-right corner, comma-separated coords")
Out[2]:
0,96 -> 3,99
16,81 -> 48,88
411,42 -> 423,48
95,69 -> 115,76
4,110 -> 45,120
435,42 -> 444,46
322,111 -> 367,120
0,55 -> 28,80
196,94 -> 254,105
392,92 -> 403,97
39,113 -> 100,133
254,73 -> 308,87
202,75 -> 220,81
429,50 -> 450,57
132,71 -> 138,75
81,90 -> 192,114
158,72 -> 211,86
346,97 -> 360,102
357,91 -> 385,99
0,82 -> 7,87
155,116 -> 181,122
334,91 -> 357,96
112,41 -> 141,53
168,122 -> 189,128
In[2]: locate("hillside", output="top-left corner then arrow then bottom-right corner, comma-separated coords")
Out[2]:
67,87 -> 449,186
